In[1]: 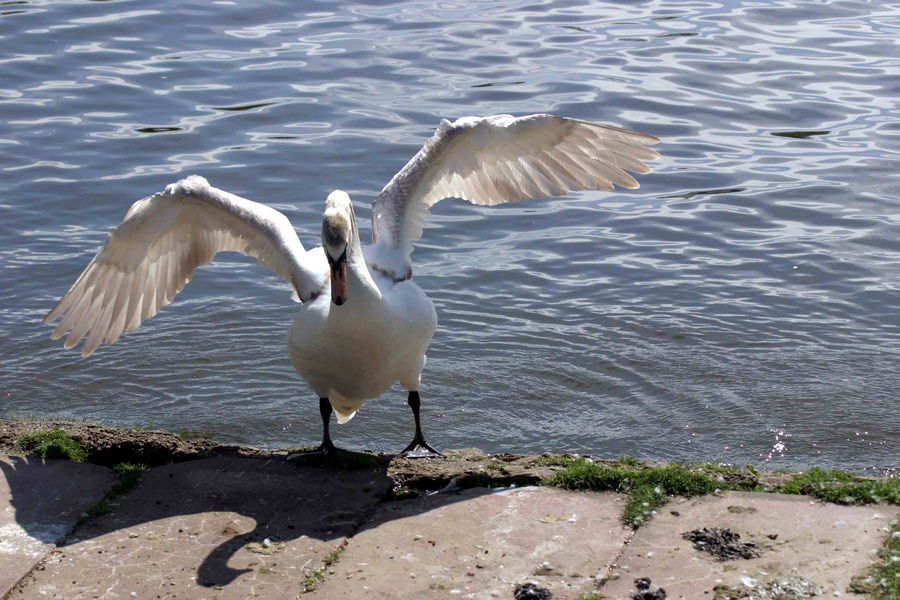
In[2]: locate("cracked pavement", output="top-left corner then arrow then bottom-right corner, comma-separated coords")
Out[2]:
1,453 -> 897,600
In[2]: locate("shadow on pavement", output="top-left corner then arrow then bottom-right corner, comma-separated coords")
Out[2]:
1,452 -> 492,593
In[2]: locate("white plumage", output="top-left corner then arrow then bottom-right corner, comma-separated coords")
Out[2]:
45,113 -> 659,456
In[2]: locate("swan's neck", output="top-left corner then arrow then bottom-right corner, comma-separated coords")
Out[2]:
346,246 -> 380,302
343,205 -> 381,304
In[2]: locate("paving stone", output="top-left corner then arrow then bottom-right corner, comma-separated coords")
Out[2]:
0,456 -> 117,598
599,491 -> 900,599
11,456 -> 392,600
316,486 -> 630,599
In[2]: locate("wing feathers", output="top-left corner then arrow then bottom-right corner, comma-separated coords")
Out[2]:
371,114 -> 659,275
105,273 -> 131,347
46,176 -> 326,356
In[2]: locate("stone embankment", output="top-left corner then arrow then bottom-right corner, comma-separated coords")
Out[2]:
1,419 -> 897,599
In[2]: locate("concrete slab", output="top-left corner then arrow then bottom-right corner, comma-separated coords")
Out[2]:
599,491 -> 900,599
316,486 -> 630,600
0,456 -> 116,598
11,455 -> 392,600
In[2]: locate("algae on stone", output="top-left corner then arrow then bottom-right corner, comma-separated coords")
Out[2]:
299,544 -> 346,592
851,517 -> 900,600
16,429 -> 88,461
779,467 -> 900,505
546,460 -> 737,527
79,462 -> 148,524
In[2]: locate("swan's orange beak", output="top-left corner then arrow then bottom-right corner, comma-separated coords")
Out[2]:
329,250 -> 347,306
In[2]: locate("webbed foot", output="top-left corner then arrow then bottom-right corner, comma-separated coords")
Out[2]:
400,439 -> 444,459
285,439 -> 338,461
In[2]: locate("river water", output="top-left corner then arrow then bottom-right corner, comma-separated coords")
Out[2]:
1,0 -> 898,473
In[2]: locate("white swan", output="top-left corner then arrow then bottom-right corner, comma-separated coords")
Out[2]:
44,114 -> 660,458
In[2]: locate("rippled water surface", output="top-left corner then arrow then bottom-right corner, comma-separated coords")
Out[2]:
2,0 -> 898,473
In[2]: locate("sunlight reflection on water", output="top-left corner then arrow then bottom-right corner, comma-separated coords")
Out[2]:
1,0 -> 898,474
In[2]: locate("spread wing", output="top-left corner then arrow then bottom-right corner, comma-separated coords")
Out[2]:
369,114 -> 659,279
44,175 -> 327,356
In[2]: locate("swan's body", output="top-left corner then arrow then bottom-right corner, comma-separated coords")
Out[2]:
288,251 -> 436,423
44,114 -> 660,456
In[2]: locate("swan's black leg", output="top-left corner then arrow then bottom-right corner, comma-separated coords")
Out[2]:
400,391 -> 444,458
286,397 -> 338,459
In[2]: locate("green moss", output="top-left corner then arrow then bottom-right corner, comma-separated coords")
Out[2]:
577,591 -> 606,600
79,463 -> 147,524
81,500 -> 111,520
17,430 -> 88,462
849,518 -> 900,600
302,567 -> 326,592
617,455 -> 641,467
547,460 -> 739,527
322,545 -> 344,566
877,519 -> 900,600
484,461 -> 505,473
779,467 -> 856,492
110,462 -> 147,497
779,467 -> 900,505
880,519 -> 900,599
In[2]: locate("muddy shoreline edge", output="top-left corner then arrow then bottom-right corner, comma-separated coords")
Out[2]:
0,418 -> 793,494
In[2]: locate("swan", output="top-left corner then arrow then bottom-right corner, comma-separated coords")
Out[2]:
44,114 -> 660,458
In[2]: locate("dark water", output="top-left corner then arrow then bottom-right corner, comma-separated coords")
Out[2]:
1,0 -> 898,474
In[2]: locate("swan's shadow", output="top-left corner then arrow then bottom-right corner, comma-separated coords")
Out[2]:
1,453 -> 491,592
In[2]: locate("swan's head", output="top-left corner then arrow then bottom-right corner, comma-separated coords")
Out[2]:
323,190 -> 353,306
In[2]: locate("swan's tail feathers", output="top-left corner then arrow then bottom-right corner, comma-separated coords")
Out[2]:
334,409 -> 358,425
